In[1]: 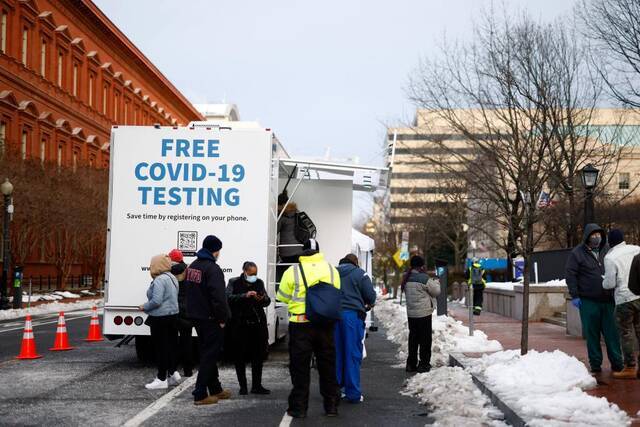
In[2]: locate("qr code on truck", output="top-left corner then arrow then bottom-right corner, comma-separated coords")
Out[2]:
178,231 -> 197,256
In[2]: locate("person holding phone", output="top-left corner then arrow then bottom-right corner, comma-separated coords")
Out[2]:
226,261 -> 271,395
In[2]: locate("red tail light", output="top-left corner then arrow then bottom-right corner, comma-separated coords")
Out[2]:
114,316 -> 123,325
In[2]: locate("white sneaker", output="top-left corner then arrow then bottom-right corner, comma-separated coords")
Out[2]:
145,378 -> 168,390
168,371 -> 182,386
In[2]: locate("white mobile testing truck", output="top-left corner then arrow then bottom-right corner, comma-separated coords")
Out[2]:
103,122 -> 387,359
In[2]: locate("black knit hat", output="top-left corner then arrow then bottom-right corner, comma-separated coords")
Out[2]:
203,235 -> 223,252
410,255 -> 425,268
608,229 -> 624,247
303,239 -> 320,252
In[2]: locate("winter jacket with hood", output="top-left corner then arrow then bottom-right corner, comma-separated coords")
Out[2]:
185,248 -> 231,322
143,255 -> 179,316
277,203 -> 303,258
336,263 -> 376,314
603,242 -> 640,305
404,269 -> 441,318
565,223 -> 613,303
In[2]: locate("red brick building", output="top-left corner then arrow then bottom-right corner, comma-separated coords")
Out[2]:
0,0 -> 202,170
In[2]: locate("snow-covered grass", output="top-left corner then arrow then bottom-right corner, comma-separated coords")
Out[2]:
0,298 -> 102,320
376,298 -> 506,425
467,350 -> 630,426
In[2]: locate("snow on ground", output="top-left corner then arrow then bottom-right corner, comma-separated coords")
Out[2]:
467,349 -> 630,426
53,291 -> 81,299
485,279 -> 567,291
376,297 -> 506,425
0,298 -> 102,320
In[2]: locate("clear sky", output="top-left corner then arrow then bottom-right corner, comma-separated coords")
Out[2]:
94,0 -> 577,223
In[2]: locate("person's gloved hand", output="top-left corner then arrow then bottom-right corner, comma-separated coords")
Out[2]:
571,297 -> 582,309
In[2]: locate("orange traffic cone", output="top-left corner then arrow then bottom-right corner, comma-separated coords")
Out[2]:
50,312 -> 74,351
84,305 -> 103,342
16,314 -> 42,360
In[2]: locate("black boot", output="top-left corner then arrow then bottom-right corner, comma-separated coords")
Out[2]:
250,361 -> 271,395
235,362 -> 248,395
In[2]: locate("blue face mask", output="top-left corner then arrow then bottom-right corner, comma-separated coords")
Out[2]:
245,275 -> 257,283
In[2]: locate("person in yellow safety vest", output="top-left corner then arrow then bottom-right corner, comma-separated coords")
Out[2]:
276,238 -> 341,419
467,258 -> 486,315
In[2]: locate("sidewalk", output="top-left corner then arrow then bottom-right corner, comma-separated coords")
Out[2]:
449,304 -> 640,424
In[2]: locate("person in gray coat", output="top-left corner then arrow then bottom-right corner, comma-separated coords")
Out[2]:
403,256 -> 441,373
139,254 -> 180,390
277,198 -> 303,281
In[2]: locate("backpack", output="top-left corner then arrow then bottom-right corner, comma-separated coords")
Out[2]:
294,211 -> 317,243
299,263 -> 342,325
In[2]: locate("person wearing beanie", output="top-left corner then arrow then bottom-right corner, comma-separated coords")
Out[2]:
566,223 -> 623,375
184,235 -> 232,405
276,196 -> 304,283
168,249 -> 193,378
603,229 -> 640,379
139,254 -> 180,390
276,239 -> 341,418
403,255 -> 440,373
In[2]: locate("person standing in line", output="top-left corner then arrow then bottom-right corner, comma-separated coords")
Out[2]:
566,223 -> 623,374
602,229 -> 640,379
226,261 -> 271,395
334,254 -> 376,403
140,254 -> 180,390
466,258 -> 486,315
168,249 -> 193,378
277,193 -> 303,282
185,235 -> 232,405
404,255 -> 440,373
276,239 -> 341,419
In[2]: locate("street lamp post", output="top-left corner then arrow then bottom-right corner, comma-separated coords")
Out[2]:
581,164 -> 600,229
0,178 -> 13,310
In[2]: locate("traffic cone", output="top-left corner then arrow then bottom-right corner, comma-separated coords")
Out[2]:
16,314 -> 42,359
84,305 -> 103,342
50,312 -> 74,351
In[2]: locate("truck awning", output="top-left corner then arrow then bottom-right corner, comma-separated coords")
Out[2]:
279,159 -> 388,192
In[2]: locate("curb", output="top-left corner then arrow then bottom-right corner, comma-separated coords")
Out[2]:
449,353 -> 527,427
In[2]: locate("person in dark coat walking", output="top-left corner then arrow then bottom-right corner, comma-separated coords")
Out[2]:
565,223 -> 623,374
169,249 -> 193,378
334,254 -> 376,403
226,261 -> 271,395
185,235 -> 232,405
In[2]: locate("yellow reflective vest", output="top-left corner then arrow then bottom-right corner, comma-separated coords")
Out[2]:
276,252 -> 341,323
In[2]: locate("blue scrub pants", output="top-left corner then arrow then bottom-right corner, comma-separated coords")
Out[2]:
334,310 -> 365,402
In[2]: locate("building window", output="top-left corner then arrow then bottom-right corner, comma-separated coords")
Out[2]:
21,27 -> 28,65
1,12 -> 7,54
89,156 -> 94,168
57,144 -> 62,167
57,52 -> 63,87
40,38 -> 46,76
40,138 -> 46,163
102,84 -> 108,114
124,101 -> 129,124
0,122 -> 5,156
72,151 -> 78,171
72,63 -> 78,96
114,93 -> 119,121
619,172 -> 630,190
88,75 -> 94,106
21,129 -> 28,159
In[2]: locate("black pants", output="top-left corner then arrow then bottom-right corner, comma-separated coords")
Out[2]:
192,319 -> 224,401
472,284 -> 484,310
277,255 -> 300,284
149,314 -> 178,381
233,323 -> 267,390
288,322 -> 340,414
177,320 -> 194,374
407,316 -> 432,369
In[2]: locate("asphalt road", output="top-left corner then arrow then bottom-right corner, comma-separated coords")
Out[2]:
0,312 -> 432,426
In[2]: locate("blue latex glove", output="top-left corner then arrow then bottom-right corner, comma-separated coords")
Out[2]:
571,298 -> 581,309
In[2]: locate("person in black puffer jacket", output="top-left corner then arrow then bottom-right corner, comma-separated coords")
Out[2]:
226,261 -> 271,396
169,249 -> 193,378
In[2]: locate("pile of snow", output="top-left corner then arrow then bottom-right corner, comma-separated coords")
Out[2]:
468,350 -> 630,426
485,279 -> 567,291
53,291 -> 81,299
80,290 -> 97,296
0,298 -> 102,320
403,367 -> 506,426
375,297 -> 502,367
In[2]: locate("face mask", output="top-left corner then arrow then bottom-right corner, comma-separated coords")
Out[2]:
589,235 -> 602,248
245,275 -> 257,283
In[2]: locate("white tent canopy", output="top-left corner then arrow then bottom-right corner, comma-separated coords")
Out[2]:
351,229 -> 375,278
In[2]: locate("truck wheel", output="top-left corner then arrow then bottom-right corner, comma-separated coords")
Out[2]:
135,336 -> 153,363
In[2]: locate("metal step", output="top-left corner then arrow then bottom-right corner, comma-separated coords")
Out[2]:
542,316 -> 567,327
553,312 -> 567,320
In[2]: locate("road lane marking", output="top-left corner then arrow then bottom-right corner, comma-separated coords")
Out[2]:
123,375 -> 197,427
278,412 -> 293,427
0,314 -> 92,334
